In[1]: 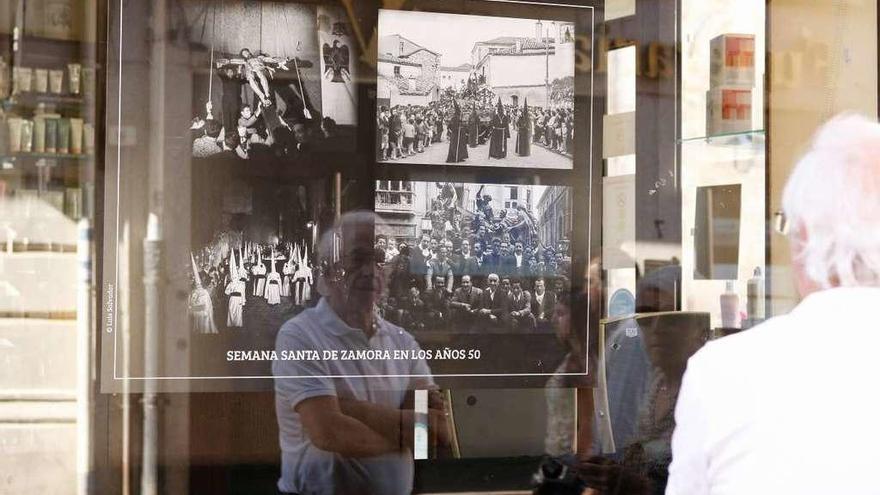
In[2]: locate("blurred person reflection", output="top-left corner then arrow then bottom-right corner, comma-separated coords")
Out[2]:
577,262 -> 702,495
272,211 -> 448,495
668,115 -> 880,494
544,259 -> 599,457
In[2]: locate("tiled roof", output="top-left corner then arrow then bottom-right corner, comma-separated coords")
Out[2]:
491,47 -> 556,56
395,34 -> 440,56
477,36 -> 554,50
378,54 -> 422,67
441,63 -> 473,72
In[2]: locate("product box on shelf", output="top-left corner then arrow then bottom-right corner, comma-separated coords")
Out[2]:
710,33 -> 756,88
706,87 -> 753,136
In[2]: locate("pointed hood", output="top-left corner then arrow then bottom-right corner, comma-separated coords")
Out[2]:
191,253 -> 202,288
229,250 -> 238,281
523,97 -> 528,113
270,249 -> 277,274
496,97 -> 503,116
239,247 -> 246,279
303,245 -> 310,267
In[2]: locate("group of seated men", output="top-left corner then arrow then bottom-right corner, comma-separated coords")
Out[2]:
377,234 -> 570,333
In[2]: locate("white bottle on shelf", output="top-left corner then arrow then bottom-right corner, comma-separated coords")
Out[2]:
747,267 -> 765,322
720,280 -> 740,329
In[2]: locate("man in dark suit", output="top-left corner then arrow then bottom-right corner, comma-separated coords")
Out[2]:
423,275 -> 451,330
454,239 -> 481,279
529,278 -> 557,331
507,278 -> 535,332
499,242 -> 517,276
482,239 -> 502,275
449,275 -> 483,332
409,234 -> 431,292
478,273 -> 508,332
511,241 -> 528,278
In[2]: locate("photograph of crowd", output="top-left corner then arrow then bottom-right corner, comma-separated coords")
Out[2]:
179,169 -> 340,377
375,181 -> 573,333
188,235 -> 315,336
184,1 -> 357,160
376,10 -> 576,169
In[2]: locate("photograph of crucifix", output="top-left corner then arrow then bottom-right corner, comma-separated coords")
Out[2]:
183,1 -> 358,161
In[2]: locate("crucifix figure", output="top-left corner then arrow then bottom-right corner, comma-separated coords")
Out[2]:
219,48 -> 291,106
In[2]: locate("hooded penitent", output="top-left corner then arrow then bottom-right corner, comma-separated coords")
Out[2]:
229,250 -> 238,281
265,247 -> 282,305
190,252 -> 218,334
516,97 -> 531,157
446,99 -> 469,163
239,247 -> 246,280
191,253 -> 203,288
489,97 -> 507,159
224,249 -> 246,328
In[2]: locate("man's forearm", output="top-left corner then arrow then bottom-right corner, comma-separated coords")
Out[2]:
315,410 -> 399,457
339,398 -> 413,450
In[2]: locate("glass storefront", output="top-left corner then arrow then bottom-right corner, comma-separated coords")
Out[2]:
0,0 -> 877,493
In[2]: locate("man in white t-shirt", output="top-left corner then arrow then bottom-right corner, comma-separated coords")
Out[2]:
667,115 -> 880,495
273,211 -> 447,495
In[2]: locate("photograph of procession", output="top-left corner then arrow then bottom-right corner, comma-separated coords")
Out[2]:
376,10 -> 576,169
184,1 -> 357,161
185,174 -> 336,377
374,180 -> 573,335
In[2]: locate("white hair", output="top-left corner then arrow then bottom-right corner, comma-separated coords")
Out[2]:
782,114 -> 880,288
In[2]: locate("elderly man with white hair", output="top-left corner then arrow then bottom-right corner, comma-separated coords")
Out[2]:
272,211 -> 448,495
666,114 -> 880,494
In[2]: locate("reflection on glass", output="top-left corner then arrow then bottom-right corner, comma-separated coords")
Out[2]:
272,211 -> 450,495
694,184 -> 741,280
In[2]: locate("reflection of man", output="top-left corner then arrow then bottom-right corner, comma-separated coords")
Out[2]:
449,275 -> 483,331
273,211 -> 447,495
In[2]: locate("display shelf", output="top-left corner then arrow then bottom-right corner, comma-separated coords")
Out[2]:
0,153 -> 92,164
679,129 -> 765,145
4,93 -> 89,109
679,129 -> 765,168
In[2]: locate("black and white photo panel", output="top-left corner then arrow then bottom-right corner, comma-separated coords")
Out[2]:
185,1 -> 358,160
376,9 -> 576,169
374,180 -> 574,335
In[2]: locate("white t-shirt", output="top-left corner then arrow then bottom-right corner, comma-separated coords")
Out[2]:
273,298 -> 434,495
667,287 -> 880,495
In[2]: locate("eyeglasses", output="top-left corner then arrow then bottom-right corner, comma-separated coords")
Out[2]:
773,211 -> 790,236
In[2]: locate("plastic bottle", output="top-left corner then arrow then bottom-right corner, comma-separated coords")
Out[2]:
747,267 -> 765,322
720,280 -> 740,328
